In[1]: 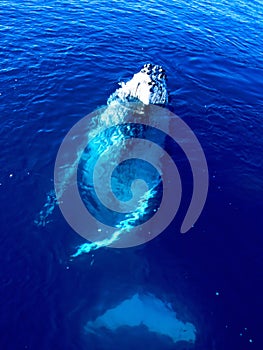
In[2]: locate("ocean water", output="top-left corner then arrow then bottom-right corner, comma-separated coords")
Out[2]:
1,0 -> 263,349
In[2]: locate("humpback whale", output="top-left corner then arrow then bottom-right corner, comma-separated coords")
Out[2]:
68,64 -> 171,255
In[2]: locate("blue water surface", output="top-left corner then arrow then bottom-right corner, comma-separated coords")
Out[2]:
0,0 -> 263,349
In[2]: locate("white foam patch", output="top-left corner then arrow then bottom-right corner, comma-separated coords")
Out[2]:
117,72 -> 153,105
115,66 -> 168,105
85,293 -> 196,344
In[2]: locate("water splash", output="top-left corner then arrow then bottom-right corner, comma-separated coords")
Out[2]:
34,190 -> 57,227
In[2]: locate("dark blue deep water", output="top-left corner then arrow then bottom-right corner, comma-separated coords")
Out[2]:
1,0 -> 263,349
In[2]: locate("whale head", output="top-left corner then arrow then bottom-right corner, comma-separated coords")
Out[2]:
114,64 -> 168,105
